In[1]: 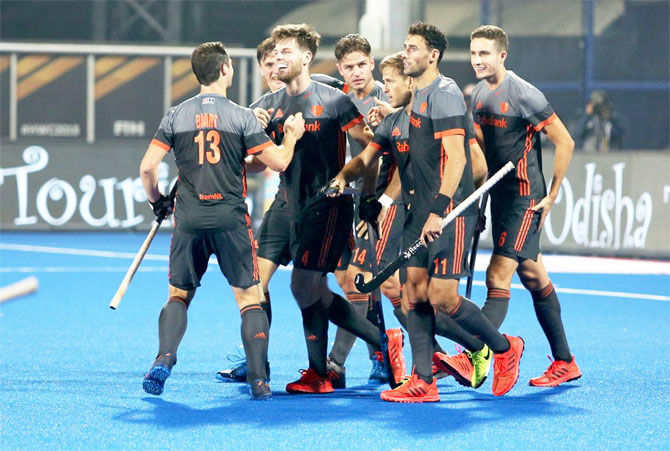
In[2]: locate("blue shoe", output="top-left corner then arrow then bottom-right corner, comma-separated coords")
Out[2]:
143,364 -> 171,396
249,379 -> 272,400
368,351 -> 389,385
216,349 -> 271,382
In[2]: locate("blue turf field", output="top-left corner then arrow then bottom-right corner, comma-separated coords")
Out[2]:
1,232 -> 669,449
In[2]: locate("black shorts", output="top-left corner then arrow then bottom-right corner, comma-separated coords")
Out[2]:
335,231 -> 354,272
291,197 -> 354,273
491,196 -> 541,261
257,197 -> 292,266
169,228 -> 260,290
404,212 -> 476,280
349,201 -> 404,271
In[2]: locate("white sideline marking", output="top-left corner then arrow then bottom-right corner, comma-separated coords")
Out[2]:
0,266 -> 169,273
1,242 -> 668,301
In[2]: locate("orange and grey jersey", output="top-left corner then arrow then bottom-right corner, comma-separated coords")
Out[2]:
471,70 -> 556,200
371,109 -> 413,208
251,80 -> 364,212
152,93 -> 272,232
409,75 -> 477,222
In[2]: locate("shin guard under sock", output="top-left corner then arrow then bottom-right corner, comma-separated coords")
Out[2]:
449,297 -> 509,353
532,282 -> 572,362
301,300 -> 329,376
157,296 -> 188,368
407,302 -> 435,383
329,294 -> 370,365
326,293 -> 380,348
240,305 -> 270,381
482,288 -> 510,329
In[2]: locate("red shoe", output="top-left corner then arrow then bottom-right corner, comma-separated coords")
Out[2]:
529,356 -> 581,387
432,352 -> 451,380
433,351 -> 472,387
285,368 -> 334,394
380,372 -> 439,403
492,335 -> 525,396
385,328 -> 407,385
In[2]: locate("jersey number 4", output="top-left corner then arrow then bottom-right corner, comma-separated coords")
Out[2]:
194,130 -> 221,165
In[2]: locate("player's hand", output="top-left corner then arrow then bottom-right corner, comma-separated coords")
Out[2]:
283,112 -> 305,140
149,194 -> 174,219
373,97 -> 395,118
531,195 -> 555,230
253,107 -> 273,128
323,175 -> 346,197
420,213 -> 443,246
367,106 -> 383,127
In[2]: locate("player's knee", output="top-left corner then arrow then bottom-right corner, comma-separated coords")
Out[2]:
427,284 -> 459,312
380,277 -> 400,300
518,273 -> 545,293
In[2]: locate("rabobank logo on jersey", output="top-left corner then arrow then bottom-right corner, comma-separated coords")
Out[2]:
202,97 -> 215,104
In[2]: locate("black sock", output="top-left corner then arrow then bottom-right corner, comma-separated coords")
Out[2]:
240,305 -> 269,382
157,296 -> 189,368
261,292 -> 272,328
450,297 -> 509,353
532,282 -> 572,362
329,294 -> 370,365
482,288 -> 510,329
301,300 -> 329,376
365,302 -> 382,357
407,302 -> 435,384
435,310 -> 485,352
326,293 -> 380,348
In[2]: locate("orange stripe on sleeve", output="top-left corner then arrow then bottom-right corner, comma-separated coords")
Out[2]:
434,128 -> 465,139
341,115 -> 364,132
369,142 -> 382,151
534,112 -> 557,131
247,139 -> 273,155
151,138 -> 171,152
474,123 -> 482,130
468,138 -> 477,147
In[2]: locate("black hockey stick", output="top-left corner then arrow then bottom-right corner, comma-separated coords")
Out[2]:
355,161 -> 515,293
466,192 -> 489,299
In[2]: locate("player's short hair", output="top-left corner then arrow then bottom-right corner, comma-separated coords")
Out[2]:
379,52 -> 407,77
191,41 -> 230,86
334,34 -> 372,61
470,25 -> 508,52
272,23 -> 321,58
407,22 -> 448,64
256,37 -> 275,64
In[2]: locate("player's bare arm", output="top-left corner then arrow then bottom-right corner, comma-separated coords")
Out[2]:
420,134 -> 467,245
255,113 -> 305,172
140,142 -> 169,202
347,121 -> 374,149
327,142 -> 383,197
531,116 -> 575,228
470,140 -> 488,188
377,170 -> 401,226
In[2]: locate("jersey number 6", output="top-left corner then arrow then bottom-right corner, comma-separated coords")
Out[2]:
194,130 -> 221,165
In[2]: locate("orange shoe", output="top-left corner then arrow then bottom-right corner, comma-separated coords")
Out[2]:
285,368 -> 334,394
380,372 -> 439,403
529,356 -> 581,387
433,351 -> 472,387
492,335 -> 525,396
385,328 -> 407,385
432,352 -> 451,380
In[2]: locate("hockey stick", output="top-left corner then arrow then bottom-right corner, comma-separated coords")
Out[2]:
109,182 -> 177,310
317,185 -> 362,197
465,192 -> 489,298
355,161 -> 515,293
366,226 -> 401,389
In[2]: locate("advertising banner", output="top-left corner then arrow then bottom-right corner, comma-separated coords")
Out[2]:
1,142 -> 667,258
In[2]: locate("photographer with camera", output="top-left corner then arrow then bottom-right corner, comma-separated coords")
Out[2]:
574,90 -> 624,152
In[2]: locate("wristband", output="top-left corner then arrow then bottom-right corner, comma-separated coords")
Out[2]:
430,193 -> 452,217
379,194 -> 394,208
